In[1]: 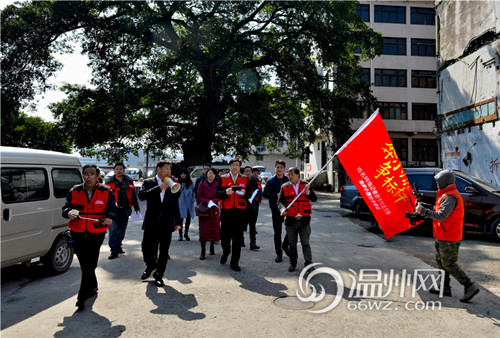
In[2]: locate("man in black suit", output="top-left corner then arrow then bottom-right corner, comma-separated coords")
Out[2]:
138,160 -> 181,287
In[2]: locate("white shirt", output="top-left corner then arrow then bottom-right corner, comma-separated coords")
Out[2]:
156,176 -> 166,203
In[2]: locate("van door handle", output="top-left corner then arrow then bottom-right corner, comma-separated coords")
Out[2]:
3,208 -> 12,221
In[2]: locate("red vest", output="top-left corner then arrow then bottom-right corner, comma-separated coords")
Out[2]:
107,178 -> 135,208
68,184 -> 111,233
282,182 -> 312,217
256,179 -> 262,203
433,184 -> 464,241
220,174 -> 248,210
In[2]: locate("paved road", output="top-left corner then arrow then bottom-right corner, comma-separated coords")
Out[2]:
2,192 -> 499,337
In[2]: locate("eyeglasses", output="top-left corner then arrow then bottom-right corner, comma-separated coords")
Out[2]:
83,174 -> 96,178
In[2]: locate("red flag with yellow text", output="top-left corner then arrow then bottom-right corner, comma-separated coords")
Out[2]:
335,110 -> 417,239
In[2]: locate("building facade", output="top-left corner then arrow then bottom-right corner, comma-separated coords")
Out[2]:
306,0 -> 439,190
436,0 -> 500,186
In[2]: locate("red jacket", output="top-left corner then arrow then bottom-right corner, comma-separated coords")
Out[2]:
219,174 -> 248,210
106,176 -> 139,210
65,183 -> 116,233
282,182 -> 312,217
433,185 -> 464,241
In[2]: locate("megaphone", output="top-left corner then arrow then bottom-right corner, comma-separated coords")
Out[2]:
164,177 -> 181,193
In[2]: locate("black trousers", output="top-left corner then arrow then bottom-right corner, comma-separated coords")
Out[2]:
242,208 -> 259,244
71,231 -> 106,302
220,209 -> 245,266
141,225 -> 173,277
271,207 -> 288,256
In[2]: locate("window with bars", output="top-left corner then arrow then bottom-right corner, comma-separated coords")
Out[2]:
412,139 -> 438,162
383,37 -> 406,55
375,69 -> 407,87
411,70 -> 437,88
391,138 -> 408,161
411,7 -> 435,25
378,102 -> 408,120
412,103 -> 437,120
375,5 -> 406,24
411,39 -> 435,56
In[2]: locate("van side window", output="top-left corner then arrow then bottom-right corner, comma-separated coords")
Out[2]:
406,174 -> 437,191
1,168 -> 49,203
52,169 -> 83,198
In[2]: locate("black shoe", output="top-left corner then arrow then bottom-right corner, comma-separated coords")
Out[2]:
75,300 -> 85,311
275,255 -> 283,263
288,264 -> 296,272
184,234 -> 190,241
230,264 -> 241,272
119,248 -> 125,254
141,268 -> 154,280
200,253 -> 206,260
429,287 -> 452,297
460,284 -> 479,302
209,243 -> 215,255
220,255 -> 228,265
108,253 -> 118,260
153,272 -> 164,287
250,243 -> 260,250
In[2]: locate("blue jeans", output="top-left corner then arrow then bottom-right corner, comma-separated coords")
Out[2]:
109,208 -> 129,254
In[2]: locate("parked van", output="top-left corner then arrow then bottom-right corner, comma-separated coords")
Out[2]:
1,147 -> 83,273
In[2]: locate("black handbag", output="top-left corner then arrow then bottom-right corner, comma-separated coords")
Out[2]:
195,204 -> 210,217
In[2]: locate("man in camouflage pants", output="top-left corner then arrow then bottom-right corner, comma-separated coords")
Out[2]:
416,170 -> 479,302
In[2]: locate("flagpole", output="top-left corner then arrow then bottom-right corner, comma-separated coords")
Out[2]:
285,153 -> 337,212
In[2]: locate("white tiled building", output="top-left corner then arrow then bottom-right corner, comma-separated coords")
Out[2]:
306,1 -> 439,190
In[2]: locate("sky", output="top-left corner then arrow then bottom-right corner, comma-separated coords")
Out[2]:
2,0 -> 92,122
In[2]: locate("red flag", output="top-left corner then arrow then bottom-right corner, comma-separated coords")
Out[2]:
335,110 -> 418,239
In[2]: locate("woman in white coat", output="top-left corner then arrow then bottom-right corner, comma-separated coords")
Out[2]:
177,168 -> 196,241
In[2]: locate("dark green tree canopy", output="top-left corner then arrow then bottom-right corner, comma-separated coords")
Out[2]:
1,1 -> 382,164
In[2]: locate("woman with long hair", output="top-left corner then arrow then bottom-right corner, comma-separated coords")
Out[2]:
196,168 -> 221,259
177,168 -> 195,241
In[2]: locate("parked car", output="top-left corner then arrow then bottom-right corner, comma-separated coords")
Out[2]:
340,184 -> 370,216
252,166 -> 266,174
125,167 -> 142,181
105,170 -> 115,179
1,147 -> 80,273
259,172 -> 273,184
342,168 -> 500,241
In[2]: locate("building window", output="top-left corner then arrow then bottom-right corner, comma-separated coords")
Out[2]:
375,69 -> 407,87
374,5 -> 406,24
411,39 -> 435,56
354,46 -> 361,54
356,4 -> 370,22
412,139 -> 438,162
382,37 -> 406,55
256,154 -> 264,161
411,70 -> 437,88
412,103 -> 437,120
355,101 -> 370,119
378,102 -> 408,120
391,138 -> 408,161
411,7 -> 435,25
360,68 -> 370,83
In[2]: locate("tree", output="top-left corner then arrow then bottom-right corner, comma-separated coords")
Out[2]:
1,1 -> 382,165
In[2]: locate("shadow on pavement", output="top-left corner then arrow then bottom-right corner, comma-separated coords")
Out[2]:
54,296 -> 126,337
145,282 -> 205,321
232,270 -> 288,298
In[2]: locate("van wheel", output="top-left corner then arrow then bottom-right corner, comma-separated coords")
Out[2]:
42,236 -> 74,274
490,218 -> 500,242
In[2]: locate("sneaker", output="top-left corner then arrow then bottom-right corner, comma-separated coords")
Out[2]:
460,283 -> 479,303
429,287 -> 452,297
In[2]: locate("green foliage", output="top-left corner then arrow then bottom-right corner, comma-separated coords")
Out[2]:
1,1 -> 382,165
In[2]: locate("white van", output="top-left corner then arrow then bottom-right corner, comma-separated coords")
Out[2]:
1,147 -> 82,273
